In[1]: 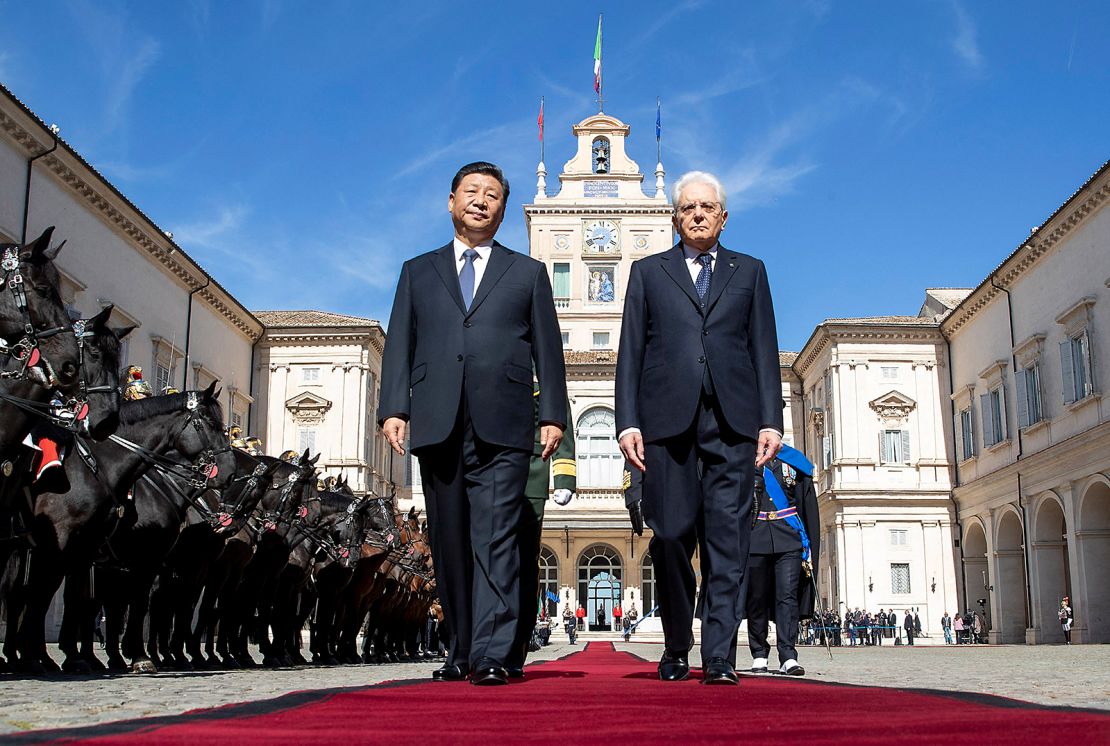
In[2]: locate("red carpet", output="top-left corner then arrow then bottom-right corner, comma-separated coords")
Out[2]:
21,643 -> 1109,745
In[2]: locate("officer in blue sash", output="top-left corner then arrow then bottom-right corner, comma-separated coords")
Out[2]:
744,443 -> 820,676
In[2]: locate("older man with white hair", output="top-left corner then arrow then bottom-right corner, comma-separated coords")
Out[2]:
616,171 -> 783,685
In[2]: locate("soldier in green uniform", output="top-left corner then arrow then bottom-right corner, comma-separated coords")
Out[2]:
507,383 -> 576,679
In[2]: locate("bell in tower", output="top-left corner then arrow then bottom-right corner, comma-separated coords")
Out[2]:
592,136 -> 610,174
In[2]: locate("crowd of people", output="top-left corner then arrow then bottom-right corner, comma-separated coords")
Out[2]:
800,607 -> 989,646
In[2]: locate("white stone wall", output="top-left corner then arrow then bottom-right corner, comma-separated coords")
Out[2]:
946,168 -> 1110,643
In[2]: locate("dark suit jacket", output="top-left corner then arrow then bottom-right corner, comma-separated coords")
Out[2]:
615,243 -> 783,441
378,241 -> 567,452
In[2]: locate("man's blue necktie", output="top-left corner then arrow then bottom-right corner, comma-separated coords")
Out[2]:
459,248 -> 478,310
694,252 -> 713,299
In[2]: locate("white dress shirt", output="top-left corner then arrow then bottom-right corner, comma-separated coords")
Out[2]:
453,237 -> 494,291
618,242 -> 782,442
683,242 -> 718,284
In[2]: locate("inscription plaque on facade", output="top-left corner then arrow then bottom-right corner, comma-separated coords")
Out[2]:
584,181 -> 618,198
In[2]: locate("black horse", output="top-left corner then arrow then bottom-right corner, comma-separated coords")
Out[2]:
146,449 -> 281,669
308,494 -> 399,664
266,492 -> 395,666
91,443 -> 268,673
191,451 -> 319,668
7,384 -> 236,673
0,227 -> 82,444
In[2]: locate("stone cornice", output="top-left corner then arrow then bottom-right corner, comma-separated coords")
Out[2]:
942,165 -> 1110,339
263,329 -> 381,348
793,322 -> 943,379
0,97 -> 264,342
524,205 -> 673,217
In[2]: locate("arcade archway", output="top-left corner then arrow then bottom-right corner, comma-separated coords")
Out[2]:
538,545 -> 560,620
1031,496 -> 1069,641
1077,479 -> 1110,643
994,510 -> 1028,643
962,520 -> 990,630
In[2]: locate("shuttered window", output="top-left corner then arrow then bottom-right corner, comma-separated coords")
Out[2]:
880,429 -> 911,465
553,263 -> 571,300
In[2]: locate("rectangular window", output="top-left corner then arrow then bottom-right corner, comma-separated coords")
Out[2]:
890,563 -> 911,594
230,411 -> 243,429
980,386 -> 1007,447
155,362 -> 172,394
881,366 -> 898,380
880,429 -> 910,464
1060,330 -> 1094,404
302,367 -> 320,383
297,429 -> 316,453
990,388 -> 1004,442
890,529 -> 908,546
552,263 -> 571,299
1016,364 -> 1043,428
561,331 -> 570,349
958,408 -> 974,461
592,332 -> 610,349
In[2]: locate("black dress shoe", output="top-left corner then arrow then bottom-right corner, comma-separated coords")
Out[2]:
506,666 -> 525,679
702,657 -> 739,685
431,663 -> 468,682
658,651 -> 690,682
469,658 -> 508,686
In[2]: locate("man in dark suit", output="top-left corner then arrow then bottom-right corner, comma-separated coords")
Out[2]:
617,170 -> 783,685
379,162 -> 567,686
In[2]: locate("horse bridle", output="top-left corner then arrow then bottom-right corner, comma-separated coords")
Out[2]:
105,392 -> 232,490
250,461 -> 316,540
0,246 -> 72,389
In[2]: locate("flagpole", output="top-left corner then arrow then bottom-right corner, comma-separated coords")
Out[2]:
540,95 -> 545,163
656,96 -> 661,163
599,14 -> 603,112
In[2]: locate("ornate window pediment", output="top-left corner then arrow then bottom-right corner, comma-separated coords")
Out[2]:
869,390 -> 917,421
286,391 -> 331,425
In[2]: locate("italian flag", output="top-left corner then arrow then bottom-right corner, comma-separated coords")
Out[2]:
593,16 -> 602,94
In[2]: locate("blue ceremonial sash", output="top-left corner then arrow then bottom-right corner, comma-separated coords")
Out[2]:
763,463 -> 811,562
777,443 -> 814,477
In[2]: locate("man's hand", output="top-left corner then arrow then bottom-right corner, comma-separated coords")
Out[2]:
619,431 -> 646,472
755,429 -> 783,468
540,424 -> 564,461
552,488 -> 574,506
629,499 -> 644,536
382,417 -> 407,456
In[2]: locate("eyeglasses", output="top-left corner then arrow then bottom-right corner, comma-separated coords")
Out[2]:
676,201 -> 721,217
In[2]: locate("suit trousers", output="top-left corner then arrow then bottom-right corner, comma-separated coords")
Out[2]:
416,399 -> 530,669
508,499 -> 544,669
745,549 -> 802,663
642,392 -> 756,664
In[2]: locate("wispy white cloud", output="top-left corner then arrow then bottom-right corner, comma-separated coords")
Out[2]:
951,1 -> 984,72
173,204 -> 249,250
393,121 -> 525,180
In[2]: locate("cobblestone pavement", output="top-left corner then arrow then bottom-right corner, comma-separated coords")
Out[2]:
616,641 -> 1110,711
2,641 -> 1107,735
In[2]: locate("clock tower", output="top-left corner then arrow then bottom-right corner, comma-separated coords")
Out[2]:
523,111 -> 673,623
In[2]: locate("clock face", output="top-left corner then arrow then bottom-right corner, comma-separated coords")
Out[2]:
583,219 -> 619,253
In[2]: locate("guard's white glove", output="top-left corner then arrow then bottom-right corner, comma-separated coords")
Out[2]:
552,488 -> 574,506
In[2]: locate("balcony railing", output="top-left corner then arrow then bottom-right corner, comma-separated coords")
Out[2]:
554,298 -> 570,309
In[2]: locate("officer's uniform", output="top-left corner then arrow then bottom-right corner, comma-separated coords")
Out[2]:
509,385 -> 576,670
743,445 -> 820,672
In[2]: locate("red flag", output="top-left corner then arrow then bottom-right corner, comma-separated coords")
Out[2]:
538,97 -> 544,142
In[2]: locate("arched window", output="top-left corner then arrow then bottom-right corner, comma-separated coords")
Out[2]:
576,407 -> 622,487
577,544 -> 623,631
640,553 -> 656,616
538,546 -> 559,619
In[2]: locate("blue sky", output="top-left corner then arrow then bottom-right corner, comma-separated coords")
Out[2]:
2,1 -> 1108,351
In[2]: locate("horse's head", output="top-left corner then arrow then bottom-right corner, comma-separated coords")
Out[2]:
253,451 -> 319,540
0,228 -> 82,390
74,304 -> 134,440
128,382 -> 237,490
215,451 -> 283,534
